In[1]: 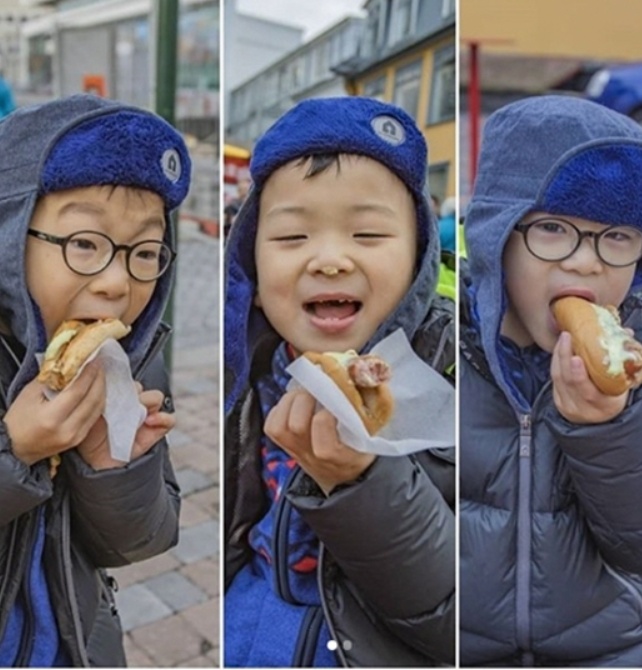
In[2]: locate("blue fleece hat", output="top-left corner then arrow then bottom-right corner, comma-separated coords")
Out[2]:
250,96 -> 430,248
41,104 -> 191,211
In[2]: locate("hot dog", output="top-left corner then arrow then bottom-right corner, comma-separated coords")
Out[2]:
38,318 -> 131,391
304,350 -> 394,434
552,296 -> 642,395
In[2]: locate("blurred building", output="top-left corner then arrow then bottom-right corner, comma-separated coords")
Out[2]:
20,0 -> 218,136
0,0 -> 50,88
223,0 -> 303,121
460,0 -> 642,97
338,0 -> 456,200
226,15 -> 364,148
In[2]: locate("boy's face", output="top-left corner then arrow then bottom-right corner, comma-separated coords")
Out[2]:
255,156 -> 417,354
26,185 -> 165,339
501,211 -> 637,353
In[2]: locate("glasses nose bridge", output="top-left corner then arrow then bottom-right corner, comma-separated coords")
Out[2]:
574,228 -> 601,255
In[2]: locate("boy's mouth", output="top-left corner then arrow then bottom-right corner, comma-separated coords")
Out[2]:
304,298 -> 362,320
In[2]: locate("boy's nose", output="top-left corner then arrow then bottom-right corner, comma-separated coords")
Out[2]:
307,252 -> 354,276
88,252 -> 131,297
559,235 -> 604,274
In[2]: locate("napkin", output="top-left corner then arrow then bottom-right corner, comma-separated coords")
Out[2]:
286,329 -> 455,456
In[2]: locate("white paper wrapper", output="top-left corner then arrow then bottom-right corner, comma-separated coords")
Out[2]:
38,339 -> 146,462
285,329 -> 455,456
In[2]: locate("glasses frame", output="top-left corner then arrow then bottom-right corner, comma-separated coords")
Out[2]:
27,229 -> 176,282
514,217 -> 642,268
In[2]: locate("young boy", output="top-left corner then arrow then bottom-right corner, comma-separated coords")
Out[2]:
224,96 -> 455,667
0,94 -> 191,666
460,94 -> 642,666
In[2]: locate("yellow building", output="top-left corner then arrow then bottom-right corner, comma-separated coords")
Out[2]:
461,0 -> 642,61
340,1 -> 456,200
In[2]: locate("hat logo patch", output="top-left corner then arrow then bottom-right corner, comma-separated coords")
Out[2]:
371,115 -> 405,146
161,148 -> 181,183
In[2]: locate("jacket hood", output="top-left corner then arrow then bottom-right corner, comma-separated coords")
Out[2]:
224,97 -> 440,414
465,94 -> 642,413
0,94 -> 191,400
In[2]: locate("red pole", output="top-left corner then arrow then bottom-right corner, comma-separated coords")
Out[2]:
469,41 -> 480,190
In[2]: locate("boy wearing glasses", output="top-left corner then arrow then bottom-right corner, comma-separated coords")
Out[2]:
460,94 -> 642,666
0,95 -> 190,665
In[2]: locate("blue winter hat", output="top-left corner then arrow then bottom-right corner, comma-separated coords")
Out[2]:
41,105 -> 191,211
250,96 -> 430,247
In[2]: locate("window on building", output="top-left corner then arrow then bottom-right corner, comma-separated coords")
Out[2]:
362,0 -> 383,58
428,162 -> 449,204
428,44 -> 455,124
390,0 -> 418,45
363,75 -> 386,101
291,59 -> 302,91
314,42 -> 329,80
441,0 -> 456,17
393,59 -> 422,119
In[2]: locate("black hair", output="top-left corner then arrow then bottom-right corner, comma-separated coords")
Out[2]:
295,153 -> 343,179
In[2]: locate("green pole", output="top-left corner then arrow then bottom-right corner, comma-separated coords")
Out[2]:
155,0 -> 179,375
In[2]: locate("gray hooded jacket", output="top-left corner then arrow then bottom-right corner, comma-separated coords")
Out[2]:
461,95 -> 642,666
0,96 -> 187,666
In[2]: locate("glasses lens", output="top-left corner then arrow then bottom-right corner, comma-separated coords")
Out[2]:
64,231 -> 113,274
597,226 -> 642,266
524,219 -> 578,261
129,241 -> 172,281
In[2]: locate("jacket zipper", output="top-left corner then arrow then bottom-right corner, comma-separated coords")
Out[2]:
516,413 -> 534,667
61,494 -> 90,667
15,516 -> 37,666
272,467 -> 299,603
0,520 -> 19,640
317,546 -> 346,667
291,606 -> 324,666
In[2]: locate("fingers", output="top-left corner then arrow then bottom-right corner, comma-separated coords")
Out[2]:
139,389 -> 165,414
264,390 -> 316,449
552,331 -> 629,423
57,364 -> 106,436
553,332 -> 591,389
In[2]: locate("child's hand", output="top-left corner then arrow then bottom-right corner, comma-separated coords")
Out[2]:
264,389 -> 376,495
551,331 -> 629,423
76,383 -> 175,470
4,362 -> 106,466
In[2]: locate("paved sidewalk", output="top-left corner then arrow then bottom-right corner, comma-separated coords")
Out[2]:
111,222 -> 220,667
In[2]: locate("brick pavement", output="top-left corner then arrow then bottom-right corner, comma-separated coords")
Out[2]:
111,221 -> 220,667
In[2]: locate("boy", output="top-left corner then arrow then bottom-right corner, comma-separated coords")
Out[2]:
460,94 -> 642,666
0,94 -> 191,666
224,96 -> 455,667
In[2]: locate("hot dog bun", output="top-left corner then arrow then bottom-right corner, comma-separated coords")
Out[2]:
552,296 -> 642,395
304,350 -> 394,435
38,318 -> 131,390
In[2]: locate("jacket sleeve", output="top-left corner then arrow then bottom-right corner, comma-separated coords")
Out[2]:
63,438 -> 180,567
0,419 -> 53,526
288,451 -> 455,665
546,393 -> 642,573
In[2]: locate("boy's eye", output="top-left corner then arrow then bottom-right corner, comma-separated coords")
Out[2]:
135,248 -> 160,262
603,227 -> 636,243
68,236 -> 99,252
353,232 -> 390,239
531,220 -> 568,235
271,234 -> 307,242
